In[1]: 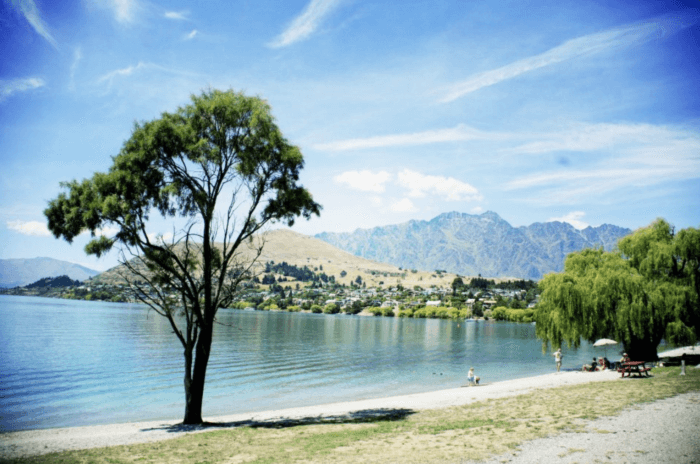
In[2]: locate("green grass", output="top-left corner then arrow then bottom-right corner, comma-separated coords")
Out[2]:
3,367 -> 698,464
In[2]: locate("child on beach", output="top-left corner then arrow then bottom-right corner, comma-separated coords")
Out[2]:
467,367 -> 480,386
553,348 -> 563,372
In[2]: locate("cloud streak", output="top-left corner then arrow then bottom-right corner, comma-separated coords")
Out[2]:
6,220 -> 51,237
397,169 -> 482,202
0,77 -> 45,102
110,0 -> 137,23
440,10 -> 700,102
96,61 -> 199,87
334,170 -> 392,192
548,211 -> 589,229
269,0 -> 342,48
315,124 -> 496,151
505,122 -> 700,201
164,10 -> 188,20
9,0 -> 58,49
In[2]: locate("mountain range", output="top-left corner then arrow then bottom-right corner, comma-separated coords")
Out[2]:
0,258 -> 99,288
315,211 -> 632,280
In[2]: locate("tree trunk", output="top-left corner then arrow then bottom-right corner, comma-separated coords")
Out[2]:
183,322 -> 214,424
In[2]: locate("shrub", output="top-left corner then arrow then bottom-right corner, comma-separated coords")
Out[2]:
398,308 -> 414,318
323,303 -> 340,314
310,304 -> 323,313
367,307 -> 383,316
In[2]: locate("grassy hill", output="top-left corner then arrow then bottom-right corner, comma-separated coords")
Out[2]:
93,228 -> 497,289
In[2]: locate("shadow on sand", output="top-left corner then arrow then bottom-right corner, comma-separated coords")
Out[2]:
141,408 -> 415,434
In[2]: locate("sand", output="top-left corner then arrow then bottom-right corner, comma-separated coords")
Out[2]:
0,370 -> 622,459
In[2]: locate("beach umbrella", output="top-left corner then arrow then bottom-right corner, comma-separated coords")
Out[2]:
593,338 -> 618,357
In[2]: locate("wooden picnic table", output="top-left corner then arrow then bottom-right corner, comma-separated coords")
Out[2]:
619,361 -> 651,378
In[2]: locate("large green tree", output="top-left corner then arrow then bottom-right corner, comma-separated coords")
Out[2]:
45,89 -> 321,424
535,219 -> 699,361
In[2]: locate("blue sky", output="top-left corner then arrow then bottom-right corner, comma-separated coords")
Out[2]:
1,0 -> 699,271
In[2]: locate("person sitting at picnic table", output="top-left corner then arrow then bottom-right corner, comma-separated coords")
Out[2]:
620,352 -> 630,364
466,367 -> 480,386
582,357 -> 597,372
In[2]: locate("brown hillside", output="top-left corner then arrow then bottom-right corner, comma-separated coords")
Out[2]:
93,228 -> 476,288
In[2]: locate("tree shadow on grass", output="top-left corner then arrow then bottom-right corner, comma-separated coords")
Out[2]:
141,408 -> 415,434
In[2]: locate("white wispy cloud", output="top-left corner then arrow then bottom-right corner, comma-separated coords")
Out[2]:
112,0 -> 136,23
333,170 -> 392,193
0,77 -> 45,102
397,169 -> 482,202
185,29 -> 198,40
93,0 -> 138,24
68,47 -> 82,90
512,122 -> 699,155
96,61 -> 199,87
269,0 -> 342,48
315,124 -> 495,151
505,153 -> 700,204
440,10 -> 700,102
164,10 -> 188,20
548,211 -> 589,229
390,198 -> 417,213
7,220 -> 51,237
505,121 -> 700,203
8,0 -> 58,48
97,62 -> 148,84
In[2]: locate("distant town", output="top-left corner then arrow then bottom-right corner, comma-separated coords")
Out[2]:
1,260 -> 540,323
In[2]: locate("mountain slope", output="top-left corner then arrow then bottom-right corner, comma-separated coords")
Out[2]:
315,211 -> 632,280
0,258 -> 99,288
93,229 -> 468,288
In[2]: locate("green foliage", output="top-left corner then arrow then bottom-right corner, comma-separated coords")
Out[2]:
367,306 -> 395,317
536,219 -> 699,360
470,276 -> 495,289
409,306 -> 467,319
310,304 -> 323,313
323,303 -> 340,314
42,89 -> 320,425
493,279 -> 538,291
492,306 -> 535,323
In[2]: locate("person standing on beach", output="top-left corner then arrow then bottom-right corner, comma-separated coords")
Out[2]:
553,348 -> 563,372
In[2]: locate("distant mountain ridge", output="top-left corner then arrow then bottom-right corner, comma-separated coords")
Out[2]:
315,211 -> 632,280
0,258 -> 99,288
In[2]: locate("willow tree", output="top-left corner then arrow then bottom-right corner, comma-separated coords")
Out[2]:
44,89 -> 321,424
536,219 -> 699,361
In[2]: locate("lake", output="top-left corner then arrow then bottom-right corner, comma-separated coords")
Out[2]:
0,295 -> 609,432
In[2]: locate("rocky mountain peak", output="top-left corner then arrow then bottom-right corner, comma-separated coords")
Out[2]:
315,212 -> 632,280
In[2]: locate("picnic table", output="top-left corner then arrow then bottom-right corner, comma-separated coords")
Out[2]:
619,361 -> 651,378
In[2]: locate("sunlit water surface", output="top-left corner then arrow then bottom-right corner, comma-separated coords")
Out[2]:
1,295 -> 611,432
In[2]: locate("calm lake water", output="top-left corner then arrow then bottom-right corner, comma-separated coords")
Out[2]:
0,295 -> 609,432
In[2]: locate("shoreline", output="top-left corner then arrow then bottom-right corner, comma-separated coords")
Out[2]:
1,369 -> 621,459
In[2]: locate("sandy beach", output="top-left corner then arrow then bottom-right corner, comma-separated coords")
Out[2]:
1,370 -> 623,459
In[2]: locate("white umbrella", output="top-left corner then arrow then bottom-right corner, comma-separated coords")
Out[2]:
593,338 -> 618,357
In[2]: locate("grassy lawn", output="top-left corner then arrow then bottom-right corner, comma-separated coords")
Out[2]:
3,367 -> 699,464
